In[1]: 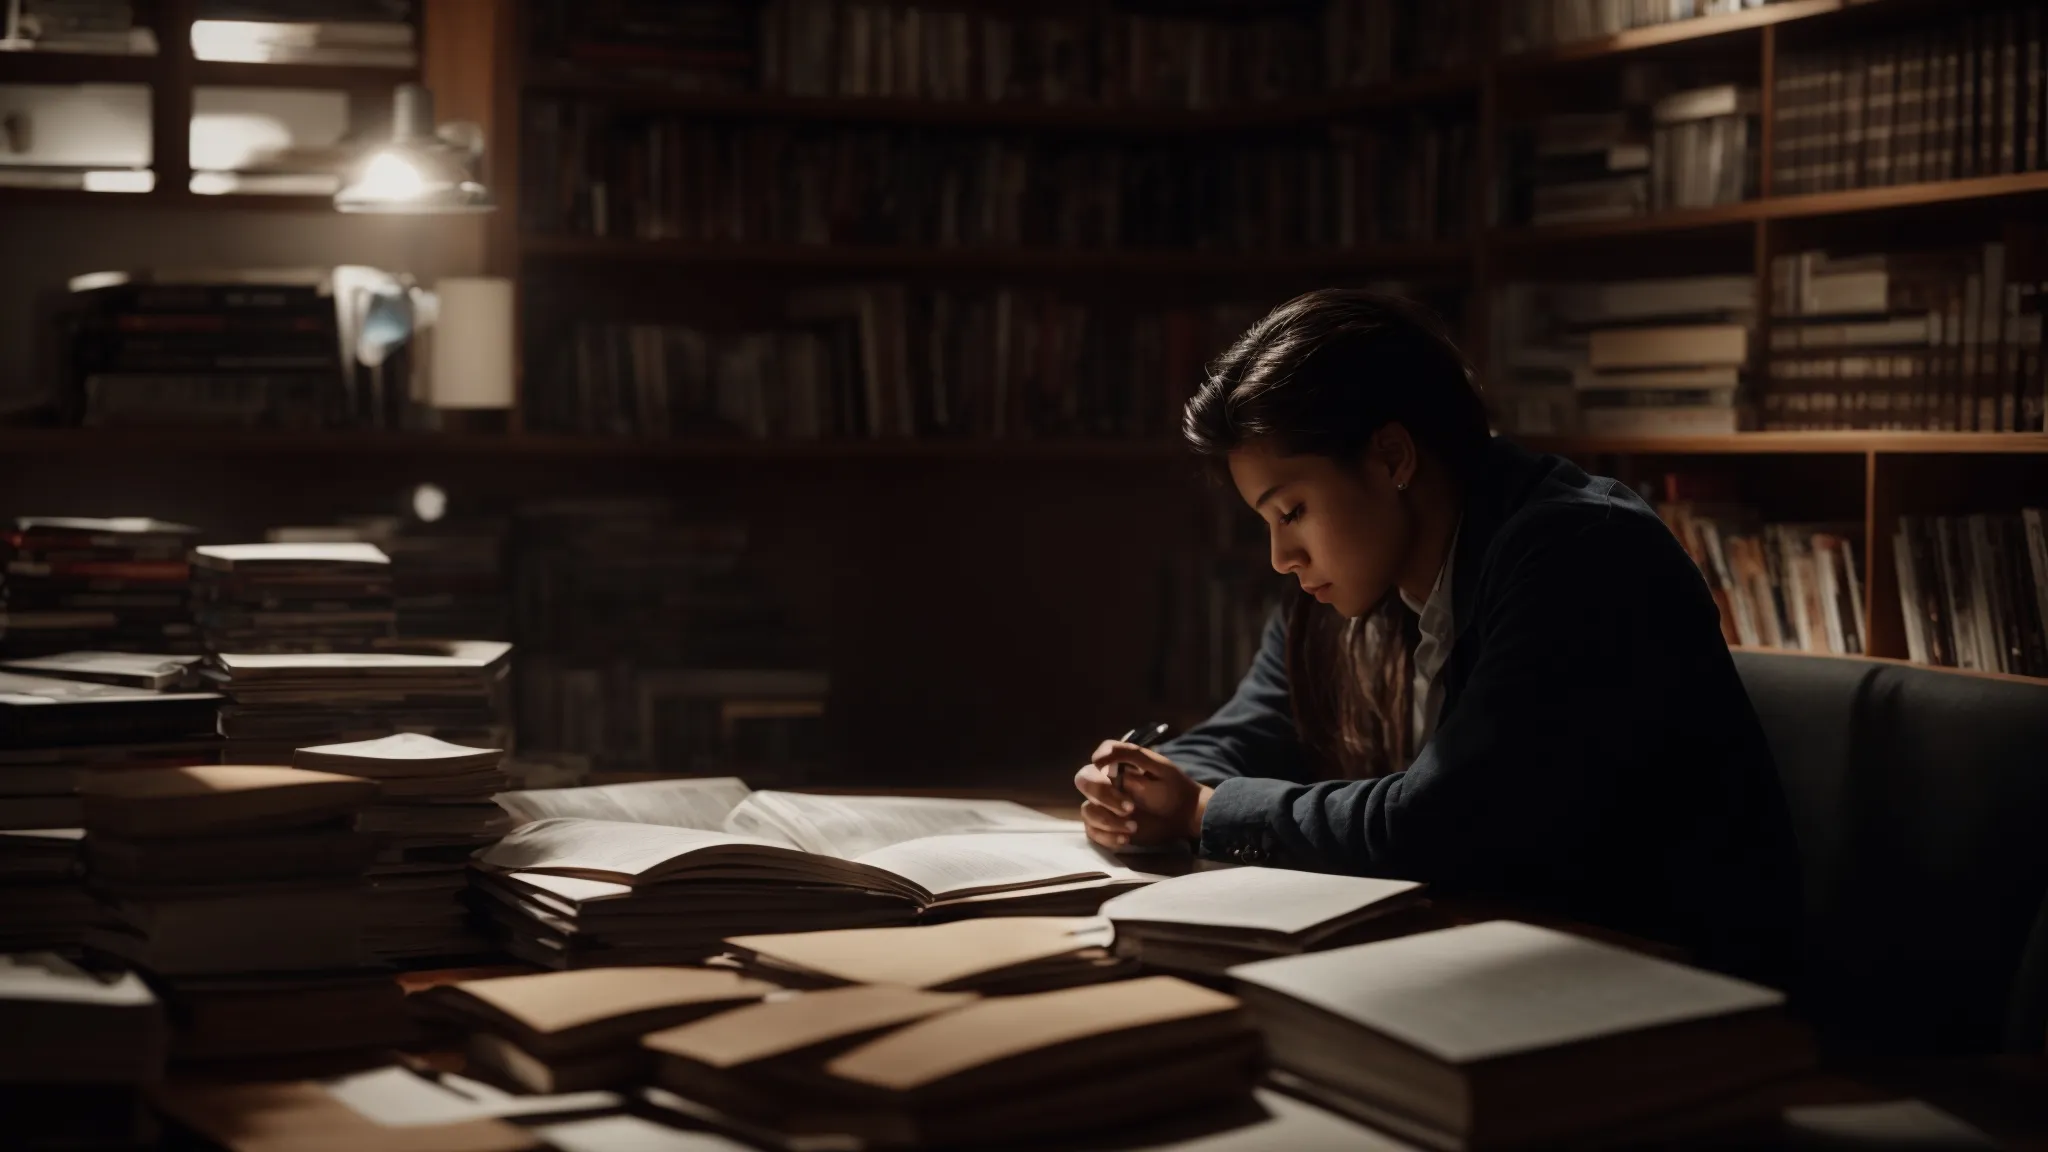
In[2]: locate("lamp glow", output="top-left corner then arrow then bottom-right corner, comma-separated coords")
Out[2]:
353,151 -> 425,202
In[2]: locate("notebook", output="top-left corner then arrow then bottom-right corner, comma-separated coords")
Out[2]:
1230,920 -> 1814,1150
1102,866 -> 1425,973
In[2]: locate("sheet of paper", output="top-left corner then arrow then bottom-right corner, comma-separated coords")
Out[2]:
0,951 -> 155,1006
322,1066 -> 619,1127
493,778 -> 754,831
724,792 -> 1075,858
1100,868 -> 1420,935
854,831 -> 1159,898
1781,1100 -> 1997,1148
535,1114 -> 761,1152
476,818 -> 786,880
1230,921 -> 1784,1065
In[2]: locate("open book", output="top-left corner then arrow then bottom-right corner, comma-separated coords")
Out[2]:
473,780 -> 1158,969
492,776 -> 1076,858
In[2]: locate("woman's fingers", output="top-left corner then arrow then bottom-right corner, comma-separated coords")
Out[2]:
1072,762 -> 1132,815
1089,740 -> 1175,781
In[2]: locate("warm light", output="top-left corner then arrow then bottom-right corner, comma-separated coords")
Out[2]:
411,483 -> 448,523
189,112 -> 294,171
189,171 -> 235,195
352,150 -> 425,202
82,170 -> 153,193
190,20 -> 280,63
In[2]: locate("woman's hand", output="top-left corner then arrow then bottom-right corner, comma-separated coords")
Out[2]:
1073,740 -> 1212,851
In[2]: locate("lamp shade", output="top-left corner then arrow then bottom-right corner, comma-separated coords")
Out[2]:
429,277 -> 515,410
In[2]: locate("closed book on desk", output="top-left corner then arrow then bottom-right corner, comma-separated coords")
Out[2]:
817,977 -> 1261,1147
723,916 -> 1127,994
645,984 -> 976,1134
81,765 -> 379,838
86,882 -> 365,976
1230,921 -> 1813,1151
415,967 -> 776,1093
151,1079 -> 537,1152
1102,867 -> 1425,975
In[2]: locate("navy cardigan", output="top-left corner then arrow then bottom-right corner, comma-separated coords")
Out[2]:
1161,437 -> 1804,989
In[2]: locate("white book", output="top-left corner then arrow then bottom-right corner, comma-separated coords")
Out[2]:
1103,867 -> 1421,939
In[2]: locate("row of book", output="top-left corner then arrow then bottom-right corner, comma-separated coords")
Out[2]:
529,290 -> 1276,442
529,0 -> 1473,106
1658,501 -> 1868,658
1499,0 -> 1789,55
1766,242 -> 2046,433
1773,4 -> 2048,196
520,107 -> 1474,249
1894,511 -> 2048,679
1511,83 -> 1757,227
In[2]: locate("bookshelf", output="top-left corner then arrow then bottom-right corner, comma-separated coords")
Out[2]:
7,0 -> 2046,782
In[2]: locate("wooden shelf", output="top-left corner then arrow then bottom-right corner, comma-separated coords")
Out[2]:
189,60 -> 416,90
0,49 -> 159,84
1524,432 -> 2048,456
524,68 -> 1476,130
518,236 -> 1467,275
0,186 -> 338,212
0,428 -> 1192,460
1496,0 -> 1841,69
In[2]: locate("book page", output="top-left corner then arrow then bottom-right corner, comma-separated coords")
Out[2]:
1101,868 -> 1421,935
475,818 -> 788,881
493,778 -> 756,834
724,792 -> 1075,858
853,831 -> 1159,899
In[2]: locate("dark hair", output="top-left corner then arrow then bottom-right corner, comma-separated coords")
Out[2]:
1183,289 -> 1488,475
1187,290 -> 1487,781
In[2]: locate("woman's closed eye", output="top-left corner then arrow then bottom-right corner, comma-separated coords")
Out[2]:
1278,505 -> 1304,526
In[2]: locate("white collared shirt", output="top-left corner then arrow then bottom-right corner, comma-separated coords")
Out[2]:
1398,525 -> 1459,746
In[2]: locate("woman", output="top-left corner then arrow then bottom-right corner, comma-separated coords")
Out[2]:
1074,290 -> 1802,988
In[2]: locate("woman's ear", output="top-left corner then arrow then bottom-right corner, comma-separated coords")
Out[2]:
1366,423 -> 1419,492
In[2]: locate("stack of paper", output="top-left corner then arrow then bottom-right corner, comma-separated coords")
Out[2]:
1230,921 -> 1816,1150
1102,866 -> 1426,975
201,640 -> 512,764
722,917 -> 1131,995
79,765 -> 415,1062
477,777 -> 1154,968
190,542 -> 396,655
651,976 -> 1260,1147
412,967 -> 775,1093
0,671 -> 221,956
295,733 -> 512,962
0,952 -> 166,1150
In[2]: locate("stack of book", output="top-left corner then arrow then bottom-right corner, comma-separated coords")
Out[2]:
1501,0 -> 1791,54
751,1 -> 1321,107
1,517 -> 200,658
1650,85 -> 1759,211
1773,5 -> 2046,196
1103,867 -> 1425,976
520,110 -> 1465,253
1516,111 -> 1650,227
1656,479 -> 1867,656
0,668 -> 219,959
647,976 -> 1259,1147
1230,921 -> 1815,1149
721,917 -> 1129,995
0,953 -> 165,1150
475,777 -> 1152,968
294,733 -> 512,963
201,639 -> 512,764
414,967 -> 775,1093
191,542 -> 395,655
62,270 -> 343,430
190,0 -> 417,67
1491,275 -> 1755,436
535,290 -> 1273,443
79,764 -> 413,1063
1767,243 -> 2044,433
1893,510 -> 2048,677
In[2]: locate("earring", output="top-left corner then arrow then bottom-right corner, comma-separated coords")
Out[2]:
1396,481 -> 1409,492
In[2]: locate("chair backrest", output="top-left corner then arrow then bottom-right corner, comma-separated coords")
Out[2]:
1733,650 -> 2048,1058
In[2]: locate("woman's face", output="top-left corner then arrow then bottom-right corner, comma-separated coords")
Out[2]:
1227,432 -> 1417,619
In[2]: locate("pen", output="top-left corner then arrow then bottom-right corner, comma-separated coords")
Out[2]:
1111,721 -> 1171,793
